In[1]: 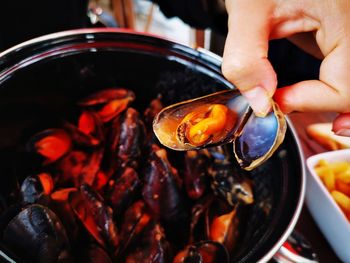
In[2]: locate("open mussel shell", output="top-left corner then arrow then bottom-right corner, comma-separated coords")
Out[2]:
153,90 -> 249,151
153,90 -> 286,170
233,101 -> 286,171
20,173 -> 54,205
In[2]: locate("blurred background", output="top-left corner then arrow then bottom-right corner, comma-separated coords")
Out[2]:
98,0 -> 196,47
0,0 -> 214,52
0,0 -> 319,88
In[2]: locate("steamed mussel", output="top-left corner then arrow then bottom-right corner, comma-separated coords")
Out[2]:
0,87 -> 265,263
153,90 -> 287,171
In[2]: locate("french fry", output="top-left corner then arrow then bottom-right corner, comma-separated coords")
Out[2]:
329,162 -> 350,174
314,166 -> 332,181
331,190 -> 350,214
314,159 -> 350,221
315,164 -> 335,191
336,179 -> 350,197
324,170 -> 336,191
314,161 -> 333,182
315,159 -> 329,168
335,167 -> 350,183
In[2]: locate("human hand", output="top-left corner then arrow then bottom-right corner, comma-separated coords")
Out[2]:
222,0 -> 350,136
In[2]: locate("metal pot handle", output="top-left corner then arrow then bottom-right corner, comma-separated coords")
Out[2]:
272,230 -> 319,263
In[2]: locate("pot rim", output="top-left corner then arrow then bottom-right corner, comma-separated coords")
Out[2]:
260,118 -> 306,262
0,28 -> 306,262
0,28 -> 169,57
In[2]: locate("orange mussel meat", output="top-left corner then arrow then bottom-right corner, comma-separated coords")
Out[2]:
177,104 -> 237,147
28,129 -> 72,164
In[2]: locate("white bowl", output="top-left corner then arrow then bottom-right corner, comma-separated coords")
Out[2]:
306,149 -> 350,263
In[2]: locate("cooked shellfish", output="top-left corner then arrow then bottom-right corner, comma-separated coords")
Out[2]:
153,90 -> 286,170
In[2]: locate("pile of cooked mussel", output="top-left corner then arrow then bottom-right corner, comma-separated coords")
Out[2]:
0,87 -> 283,263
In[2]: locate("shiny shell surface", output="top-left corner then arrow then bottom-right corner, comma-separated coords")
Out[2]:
233,101 -> 286,170
153,90 -> 249,151
153,89 -> 286,170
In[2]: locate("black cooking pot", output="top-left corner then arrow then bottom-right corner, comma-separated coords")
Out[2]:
0,29 -> 305,263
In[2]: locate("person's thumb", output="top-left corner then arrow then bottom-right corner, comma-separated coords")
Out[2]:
222,0 -> 276,117
332,113 -> 350,137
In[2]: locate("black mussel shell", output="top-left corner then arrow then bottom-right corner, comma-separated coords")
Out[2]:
183,150 -> 210,200
142,146 -> 185,222
3,204 -> 70,263
173,240 -> 229,263
118,200 -> 151,255
209,158 -> 254,206
115,107 -> 146,168
20,173 -> 53,205
82,245 -> 112,263
234,103 -> 286,170
106,167 -> 141,218
69,184 -> 119,251
124,222 -> 172,263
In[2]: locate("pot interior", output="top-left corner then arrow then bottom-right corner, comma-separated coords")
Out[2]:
0,30 -> 303,263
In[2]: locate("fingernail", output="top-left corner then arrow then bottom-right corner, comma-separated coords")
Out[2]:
334,129 -> 350,137
242,86 -> 272,117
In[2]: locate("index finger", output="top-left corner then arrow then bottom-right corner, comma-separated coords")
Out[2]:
274,43 -> 350,114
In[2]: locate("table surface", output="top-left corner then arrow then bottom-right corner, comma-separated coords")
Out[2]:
289,112 -> 342,263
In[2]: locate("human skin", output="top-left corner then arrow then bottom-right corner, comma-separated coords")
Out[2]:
221,0 -> 350,136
